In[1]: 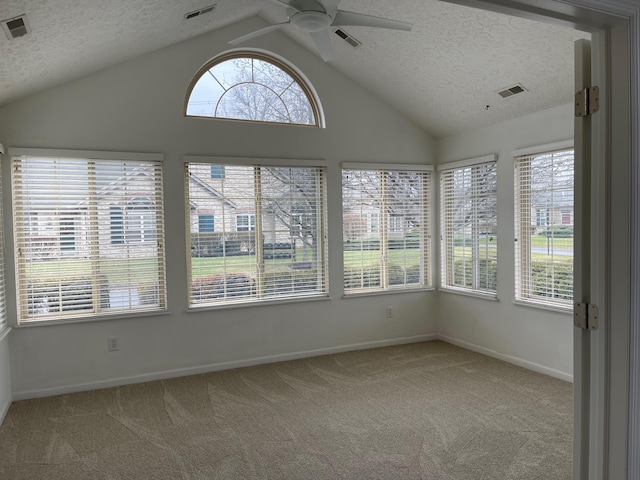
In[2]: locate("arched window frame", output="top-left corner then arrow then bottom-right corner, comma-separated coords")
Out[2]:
184,50 -> 325,128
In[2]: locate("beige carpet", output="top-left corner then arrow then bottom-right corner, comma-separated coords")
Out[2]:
0,341 -> 572,479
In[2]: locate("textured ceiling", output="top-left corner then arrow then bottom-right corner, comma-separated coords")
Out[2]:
0,0 -> 588,138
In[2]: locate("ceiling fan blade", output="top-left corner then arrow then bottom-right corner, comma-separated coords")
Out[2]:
228,22 -> 290,45
333,10 -> 412,31
309,30 -> 333,62
316,0 -> 341,14
264,0 -> 300,11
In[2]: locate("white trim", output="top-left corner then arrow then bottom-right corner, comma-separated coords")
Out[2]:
11,333 -> 437,400
437,334 -> 573,383
186,294 -> 331,313
436,154 -> 497,171
9,148 -> 163,162
627,3 -> 640,479
341,162 -> 434,171
0,395 -> 11,426
14,310 -> 171,328
513,299 -> 573,315
184,155 -> 328,168
439,287 -> 498,301
512,139 -> 574,158
342,287 -> 435,298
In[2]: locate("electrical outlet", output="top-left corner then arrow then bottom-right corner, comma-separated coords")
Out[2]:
107,336 -> 119,352
386,306 -> 393,318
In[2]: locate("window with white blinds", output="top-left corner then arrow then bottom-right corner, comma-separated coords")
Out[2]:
185,160 -> 328,307
341,165 -> 432,294
12,151 -> 167,324
514,148 -> 574,309
440,158 -> 498,296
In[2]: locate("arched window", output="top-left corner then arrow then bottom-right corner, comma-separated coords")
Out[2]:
185,52 -> 322,127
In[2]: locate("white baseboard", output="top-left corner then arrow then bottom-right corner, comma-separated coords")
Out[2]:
13,333 -> 438,400
436,334 -> 573,383
0,395 -> 11,425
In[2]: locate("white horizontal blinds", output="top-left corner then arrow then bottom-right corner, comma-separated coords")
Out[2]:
514,149 -> 574,307
185,162 -> 327,307
12,155 -> 167,323
342,168 -> 431,294
0,164 -> 6,328
440,161 -> 497,294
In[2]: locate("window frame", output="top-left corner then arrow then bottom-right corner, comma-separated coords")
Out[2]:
341,162 -> 433,296
184,155 -> 329,309
439,155 -> 498,299
184,50 -> 325,128
236,213 -> 256,232
513,142 -> 574,311
10,148 -> 168,325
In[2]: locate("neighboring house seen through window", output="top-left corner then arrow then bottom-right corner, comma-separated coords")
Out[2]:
198,214 -> 215,233
11,150 -> 168,323
210,165 -> 225,179
236,214 -> 256,232
342,164 -> 432,294
185,159 -> 328,307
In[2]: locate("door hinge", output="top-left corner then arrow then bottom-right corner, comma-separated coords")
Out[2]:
575,86 -> 600,117
574,302 -> 599,330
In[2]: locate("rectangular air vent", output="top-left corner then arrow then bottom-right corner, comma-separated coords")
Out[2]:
184,4 -> 217,20
1,14 -> 31,39
334,28 -> 361,48
496,83 -> 527,98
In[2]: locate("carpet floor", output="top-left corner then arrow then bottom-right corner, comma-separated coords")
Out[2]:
0,340 -> 572,479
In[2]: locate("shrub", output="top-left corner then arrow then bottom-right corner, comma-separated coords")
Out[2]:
191,273 -> 256,301
452,258 -> 497,291
530,262 -> 573,300
541,226 -> 573,238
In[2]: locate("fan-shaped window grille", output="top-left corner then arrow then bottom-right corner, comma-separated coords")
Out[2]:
185,52 -> 322,127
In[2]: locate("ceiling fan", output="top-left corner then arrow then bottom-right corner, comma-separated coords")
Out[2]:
228,0 -> 412,61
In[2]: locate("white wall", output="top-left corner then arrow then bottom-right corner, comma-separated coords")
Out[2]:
0,17 -> 437,398
435,103 -> 575,380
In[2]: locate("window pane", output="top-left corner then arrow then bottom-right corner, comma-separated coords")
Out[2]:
515,149 -> 574,307
185,54 -> 319,126
440,162 -> 497,294
342,168 -> 431,294
186,162 -> 328,307
12,154 -> 167,323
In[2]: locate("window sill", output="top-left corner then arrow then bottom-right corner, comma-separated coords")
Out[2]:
513,299 -> 573,315
15,309 -> 172,328
342,287 -> 434,299
187,294 -> 332,313
439,287 -> 498,301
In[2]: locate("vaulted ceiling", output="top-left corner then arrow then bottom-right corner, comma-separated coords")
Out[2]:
0,0 -> 588,138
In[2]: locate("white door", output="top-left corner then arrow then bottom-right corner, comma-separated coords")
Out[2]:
573,36 -> 608,480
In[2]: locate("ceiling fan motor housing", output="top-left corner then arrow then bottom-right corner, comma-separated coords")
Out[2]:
290,11 -> 333,32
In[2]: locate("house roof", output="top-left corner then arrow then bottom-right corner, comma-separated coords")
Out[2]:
0,0 -> 588,138
189,173 -> 238,209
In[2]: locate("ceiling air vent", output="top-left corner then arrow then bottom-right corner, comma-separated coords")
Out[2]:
334,28 -> 361,48
1,14 -> 31,40
496,83 -> 527,98
184,4 -> 217,20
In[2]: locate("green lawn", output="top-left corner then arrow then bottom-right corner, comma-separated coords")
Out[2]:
21,234 -> 572,283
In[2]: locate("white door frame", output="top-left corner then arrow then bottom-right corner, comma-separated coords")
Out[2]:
443,0 -> 639,478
